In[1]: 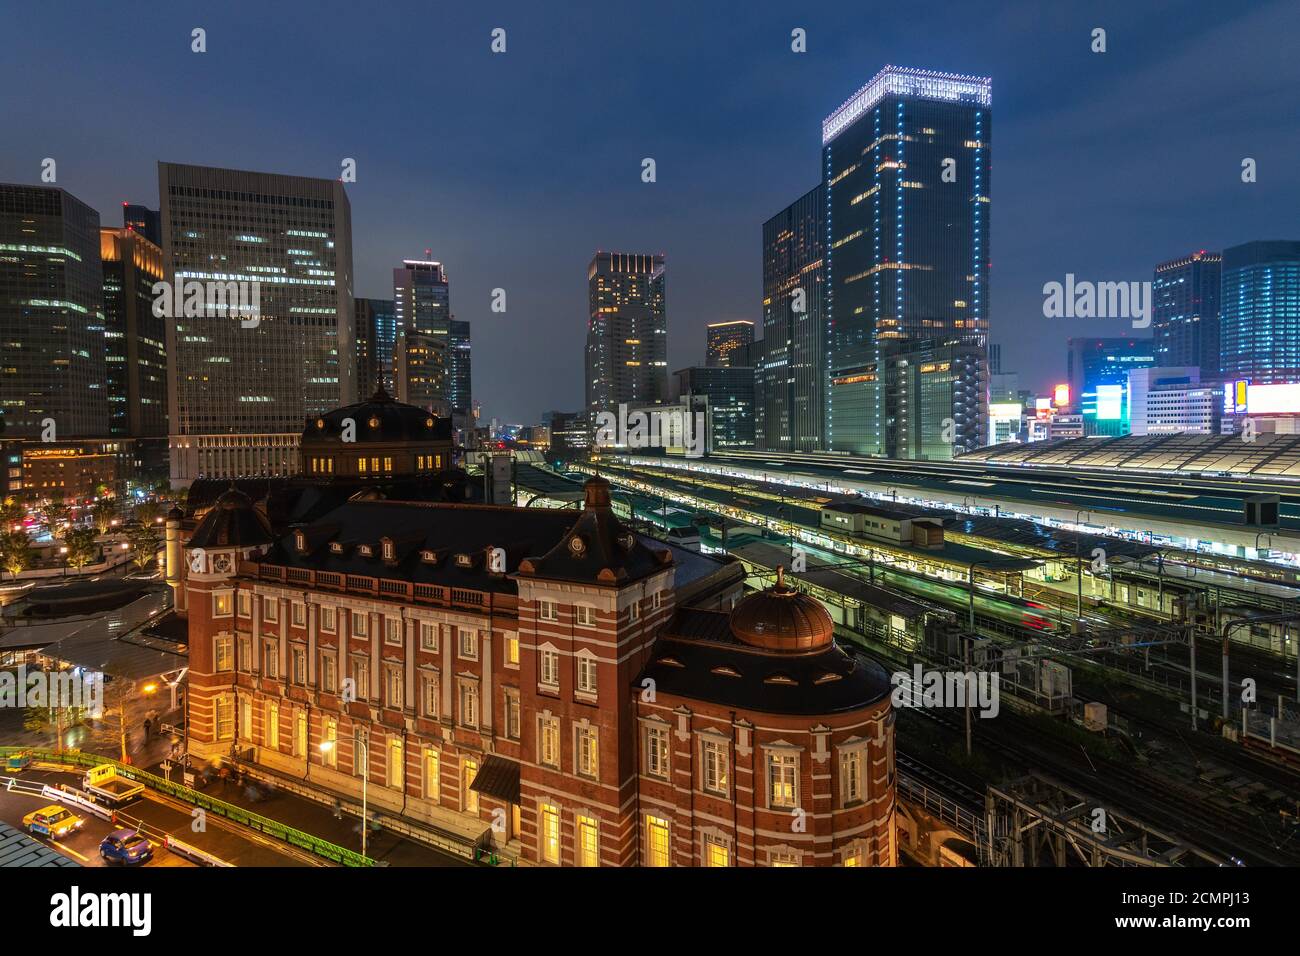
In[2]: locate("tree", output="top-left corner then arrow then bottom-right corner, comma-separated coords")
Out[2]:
0,529 -> 34,579
39,501 -> 69,537
134,500 -> 162,528
0,497 -> 23,532
64,526 -> 100,570
91,499 -> 117,534
126,522 -> 161,571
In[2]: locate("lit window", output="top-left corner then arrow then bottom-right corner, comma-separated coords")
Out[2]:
540,803 -> 560,864
645,815 -> 670,867
388,737 -> 403,789
504,634 -> 519,666
768,752 -> 798,808
212,592 -> 232,617
704,835 -> 730,867
576,815 -> 599,867
266,701 -> 280,750
214,635 -> 234,672
463,759 -> 479,814
215,697 -> 234,741
841,749 -> 864,805
425,749 -> 440,804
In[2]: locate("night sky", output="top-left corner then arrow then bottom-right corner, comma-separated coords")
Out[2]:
4,0 -> 1298,422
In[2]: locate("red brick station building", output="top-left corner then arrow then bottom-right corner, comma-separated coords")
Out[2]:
166,390 -> 897,866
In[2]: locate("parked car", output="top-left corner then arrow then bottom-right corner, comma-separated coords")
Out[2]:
22,805 -> 85,839
99,828 -> 154,865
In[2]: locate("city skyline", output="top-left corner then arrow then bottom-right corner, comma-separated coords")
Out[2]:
5,1 -> 1298,422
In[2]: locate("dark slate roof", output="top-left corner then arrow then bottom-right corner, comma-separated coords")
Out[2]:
516,477 -> 673,586
302,387 -> 452,443
469,755 -> 521,805
187,488 -> 275,549
641,616 -> 892,716
259,500 -> 580,593
0,822 -> 81,867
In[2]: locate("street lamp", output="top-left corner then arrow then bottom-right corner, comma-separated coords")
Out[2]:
322,731 -> 368,858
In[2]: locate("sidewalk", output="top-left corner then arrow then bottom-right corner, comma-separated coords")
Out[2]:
139,756 -> 470,867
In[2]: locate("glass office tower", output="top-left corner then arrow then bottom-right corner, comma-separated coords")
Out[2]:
158,163 -> 356,435
393,260 -> 451,413
705,320 -> 754,367
101,227 -> 167,437
821,67 -> 991,456
1221,240 -> 1300,384
585,252 -> 667,418
449,318 -> 472,417
1152,250 -> 1221,380
0,184 -> 107,437
761,185 -> 825,451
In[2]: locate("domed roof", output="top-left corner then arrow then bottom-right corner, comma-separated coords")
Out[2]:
303,387 -> 449,443
729,568 -> 834,653
186,486 -> 275,549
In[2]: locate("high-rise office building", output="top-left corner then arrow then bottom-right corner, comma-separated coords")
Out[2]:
705,320 -> 754,367
822,67 -> 991,456
157,163 -> 356,437
883,339 -> 987,460
674,364 -> 756,449
122,203 -> 162,246
1221,240 -> 1300,384
0,183 -> 107,437
1066,337 -> 1156,436
353,297 -> 383,397
761,185 -> 825,451
450,318 -> 472,417
1128,367 -> 1220,436
1152,250 -> 1221,379
585,252 -> 667,418
101,227 -> 167,437
393,260 -> 450,414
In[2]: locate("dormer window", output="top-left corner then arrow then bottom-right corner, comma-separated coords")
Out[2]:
381,538 -> 395,561
764,674 -> 797,686
618,533 -> 635,550
568,536 -> 586,555
294,530 -> 307,553
329,542 -> 344,554
711,666 -> 742,678
358,544 -> 373,557
656,656 -> 684,668
815,672 -> 843,685
368,416 -> 380,429
455,553 -> 472,568
420,550 -> 437,564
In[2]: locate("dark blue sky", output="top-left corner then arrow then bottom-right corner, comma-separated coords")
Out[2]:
4,0 -> 1298,422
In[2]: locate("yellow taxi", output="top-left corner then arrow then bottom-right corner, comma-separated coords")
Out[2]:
22,804 -> 85,840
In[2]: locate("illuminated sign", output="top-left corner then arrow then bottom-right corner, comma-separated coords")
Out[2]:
1245,382 -> 1300,415
1095,384 -> 1124,420
989,402 -> 1023,421
1053,384 -> 1070,408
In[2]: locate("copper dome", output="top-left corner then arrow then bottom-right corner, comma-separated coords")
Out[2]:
729,568 -> 834,653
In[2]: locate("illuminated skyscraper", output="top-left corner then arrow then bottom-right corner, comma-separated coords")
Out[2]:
393,259 -> 450,413
0,183 -> 107,437
450,318 -> 472,418
761,185 -> 825,451
1152,250 -> 1221,379
705,320 -> 753,367
585,252 -> 667,417
101,227 -> 167,437
822,67 -> 991,456
157,163 -> 355,436
1221,240 -> 1300,384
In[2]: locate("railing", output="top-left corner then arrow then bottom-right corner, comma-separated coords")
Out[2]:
0,747 -> 373,867
897,772 -> 988,848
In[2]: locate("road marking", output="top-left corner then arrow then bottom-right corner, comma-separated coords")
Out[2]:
54,841 -> 89,863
